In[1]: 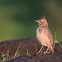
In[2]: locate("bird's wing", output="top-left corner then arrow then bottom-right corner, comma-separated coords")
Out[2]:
47,28 -> 54,46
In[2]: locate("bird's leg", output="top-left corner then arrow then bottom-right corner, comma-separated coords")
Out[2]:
44,46 -> 49,53
37,46 -> 43,54
49,50 -> 50,53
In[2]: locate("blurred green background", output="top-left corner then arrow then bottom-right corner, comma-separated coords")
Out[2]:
0,0 -> 62,42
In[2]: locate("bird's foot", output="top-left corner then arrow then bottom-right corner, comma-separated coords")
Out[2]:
43,51 -> 48,53
36,51 -> 40,54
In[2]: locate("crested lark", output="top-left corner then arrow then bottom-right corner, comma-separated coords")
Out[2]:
35,16 -> 54,54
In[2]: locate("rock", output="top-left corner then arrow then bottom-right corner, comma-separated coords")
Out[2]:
54,41 -> 62,55
0,38 -> 62,62
0,38 -> 40,56
6,53 -> 62,62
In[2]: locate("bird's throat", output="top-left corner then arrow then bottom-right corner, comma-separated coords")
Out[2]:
38,26 -> 43,32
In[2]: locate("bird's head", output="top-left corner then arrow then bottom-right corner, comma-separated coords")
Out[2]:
35,16 -> 48,28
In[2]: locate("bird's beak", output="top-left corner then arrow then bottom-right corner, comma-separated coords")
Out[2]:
35,20 -> 39,22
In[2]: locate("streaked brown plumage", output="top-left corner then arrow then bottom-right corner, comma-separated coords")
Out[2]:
35,16 -> 54,54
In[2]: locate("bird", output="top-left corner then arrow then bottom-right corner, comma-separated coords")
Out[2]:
35,16 -> 54,54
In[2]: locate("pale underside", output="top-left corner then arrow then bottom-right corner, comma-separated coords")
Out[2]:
36,27 -> 53,47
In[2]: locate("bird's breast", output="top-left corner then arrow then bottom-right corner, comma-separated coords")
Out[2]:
36,28 -> 50,46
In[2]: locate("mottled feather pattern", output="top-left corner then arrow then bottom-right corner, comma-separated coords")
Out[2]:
36,16 -> 54,53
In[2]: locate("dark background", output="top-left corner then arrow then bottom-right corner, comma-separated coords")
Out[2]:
0,0 -> 62,42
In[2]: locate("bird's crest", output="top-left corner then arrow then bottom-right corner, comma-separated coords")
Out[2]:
39,16 -> 45,20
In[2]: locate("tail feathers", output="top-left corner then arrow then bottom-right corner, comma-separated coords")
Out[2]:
49,46 -> 54,53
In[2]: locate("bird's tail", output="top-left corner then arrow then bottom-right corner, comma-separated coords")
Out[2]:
49,45 -> 54,53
